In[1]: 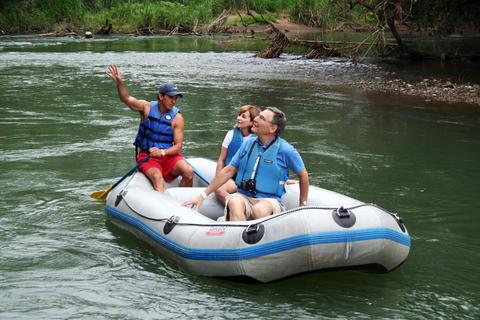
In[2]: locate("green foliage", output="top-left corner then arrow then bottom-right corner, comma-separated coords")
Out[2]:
228,12 -> 276,26
1,0 -> 222,33
246,0 -> 289,12
0,0 -> 88,32
410,0 -> 480,33
0,0 -> 478,34
287,0 -> 342,28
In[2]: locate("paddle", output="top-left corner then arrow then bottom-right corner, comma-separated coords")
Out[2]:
90,156 -> 150,201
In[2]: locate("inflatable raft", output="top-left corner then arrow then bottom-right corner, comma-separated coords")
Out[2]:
105,157 -> 411,283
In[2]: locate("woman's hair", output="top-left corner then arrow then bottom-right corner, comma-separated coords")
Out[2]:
238,104 -> 261,121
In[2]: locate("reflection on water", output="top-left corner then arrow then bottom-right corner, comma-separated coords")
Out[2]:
1,36 -> 480,319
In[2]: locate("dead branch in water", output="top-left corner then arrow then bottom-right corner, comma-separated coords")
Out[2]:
254,24 -> 290,58
205,9 -> 231,34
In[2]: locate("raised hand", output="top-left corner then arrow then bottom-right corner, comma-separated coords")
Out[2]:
106,64 -> 123,83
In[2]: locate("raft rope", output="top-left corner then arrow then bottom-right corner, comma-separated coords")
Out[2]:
118,194 -> 390,229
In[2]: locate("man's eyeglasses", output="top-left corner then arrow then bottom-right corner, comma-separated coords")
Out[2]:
258,113 -> 275,124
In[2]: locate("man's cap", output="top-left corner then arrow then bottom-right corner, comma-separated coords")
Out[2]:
158,82 -> 183,98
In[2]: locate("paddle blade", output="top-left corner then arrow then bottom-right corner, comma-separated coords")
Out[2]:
90,187 -> 112,201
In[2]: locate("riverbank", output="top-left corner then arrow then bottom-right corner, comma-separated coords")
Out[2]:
349,74 -> 480,106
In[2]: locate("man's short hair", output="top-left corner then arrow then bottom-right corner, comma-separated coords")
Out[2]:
266,107 -> 286,135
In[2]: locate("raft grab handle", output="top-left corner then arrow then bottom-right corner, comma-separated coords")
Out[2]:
164,215 -> 180,235
332,206 -> 356,228
115,190 -> 128,207
242,223 -> 265,244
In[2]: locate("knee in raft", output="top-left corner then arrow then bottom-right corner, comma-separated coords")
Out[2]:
177,164 -> 193,188
252,203 -> 273,219
183,165 -> 194,180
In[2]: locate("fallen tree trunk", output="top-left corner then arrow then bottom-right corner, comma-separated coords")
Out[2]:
254,24 -> 290,58
39,31 -> 78,37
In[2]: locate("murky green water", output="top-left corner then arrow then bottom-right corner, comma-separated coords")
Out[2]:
1,35 -> 480,319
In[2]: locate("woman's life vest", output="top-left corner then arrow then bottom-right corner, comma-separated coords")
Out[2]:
235,137 -> 287,199
134,101 -> 179,151
225,126 -> 244,165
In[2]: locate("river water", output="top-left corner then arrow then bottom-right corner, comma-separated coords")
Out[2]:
1,35 -> 479,319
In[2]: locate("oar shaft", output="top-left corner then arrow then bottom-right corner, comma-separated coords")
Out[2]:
111,156 -> 150,189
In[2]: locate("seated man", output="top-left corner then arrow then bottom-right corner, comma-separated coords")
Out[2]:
107,64 -> 193,192
184,107 -> 309,221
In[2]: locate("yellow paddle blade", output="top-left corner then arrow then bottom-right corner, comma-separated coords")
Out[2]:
90,187 -> 112,201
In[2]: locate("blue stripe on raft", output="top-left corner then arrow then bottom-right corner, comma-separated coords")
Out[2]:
105,205 -> 411,261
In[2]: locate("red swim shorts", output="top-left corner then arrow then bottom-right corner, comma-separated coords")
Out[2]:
136,150 -> 184,183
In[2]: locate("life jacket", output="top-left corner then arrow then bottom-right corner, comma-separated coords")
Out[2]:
235,137 -> 287,199
134,101 -> 179,151
225,126 -> 244,165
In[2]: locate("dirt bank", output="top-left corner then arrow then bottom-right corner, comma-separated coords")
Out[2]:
350,75 -> 480,106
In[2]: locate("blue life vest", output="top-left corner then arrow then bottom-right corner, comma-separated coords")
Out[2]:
235,137 -> 287,198
134,101 -> 179,151
225,126 -> 244,165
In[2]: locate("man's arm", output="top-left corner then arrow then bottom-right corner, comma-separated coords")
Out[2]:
151,113 -> 185,158
297,169 -> 309,207
183,165 -> 237,210
106,64 -> 150,119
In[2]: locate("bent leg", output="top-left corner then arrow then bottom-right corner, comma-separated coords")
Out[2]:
225,194 -> 250,221
170,159 -> 193,187
251,200 -> 274,220
144,167 -> 165,192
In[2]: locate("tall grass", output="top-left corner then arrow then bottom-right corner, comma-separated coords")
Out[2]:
0,0 -> 222,34
84,1 -> 220,33
0,0 -> 89,33
0,0 -> 362,34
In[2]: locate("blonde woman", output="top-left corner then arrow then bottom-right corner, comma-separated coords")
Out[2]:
215,105 -> 261,204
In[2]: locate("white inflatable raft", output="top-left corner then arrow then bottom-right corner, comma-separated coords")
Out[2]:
105,157 -> 410,283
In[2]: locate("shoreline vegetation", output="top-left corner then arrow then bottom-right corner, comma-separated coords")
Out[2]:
1,0 -> 479,106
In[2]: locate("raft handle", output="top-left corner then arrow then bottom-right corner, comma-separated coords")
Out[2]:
242,223 -> 265,244
336,206 -> 351,218
332,206 -> 356,228
164,215 -> 180,235
115,190 -> 128,207
391,213 -> 406,232
246,224 -> 259,234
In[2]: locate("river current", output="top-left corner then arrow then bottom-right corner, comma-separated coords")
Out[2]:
1,35 -> 479,319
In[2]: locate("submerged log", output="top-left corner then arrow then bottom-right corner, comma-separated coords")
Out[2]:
39,31 -> 78,37
305,46 -> 342,59
290,39 -> 344,58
